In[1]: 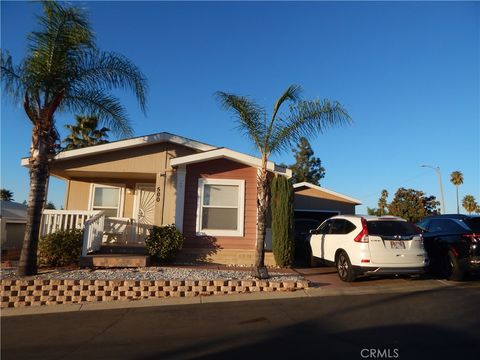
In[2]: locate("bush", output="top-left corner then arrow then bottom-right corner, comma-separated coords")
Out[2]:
38,229 -> 84,267
145,224 -> 184,262
271,175 -> 295,267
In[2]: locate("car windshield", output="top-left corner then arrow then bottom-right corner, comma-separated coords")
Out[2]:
295,220 -> 320,234
464,218 -> 480,232
367,220 -> 420,236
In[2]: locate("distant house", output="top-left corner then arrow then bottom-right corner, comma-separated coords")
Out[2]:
21,132 -> 361,267
0,200 -> 27,259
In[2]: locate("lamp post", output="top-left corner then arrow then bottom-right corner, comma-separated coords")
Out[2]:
421,165 -> 446,214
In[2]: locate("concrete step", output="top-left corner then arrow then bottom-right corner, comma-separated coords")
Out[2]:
80,254 -> 149,268
98,245 -> 147,255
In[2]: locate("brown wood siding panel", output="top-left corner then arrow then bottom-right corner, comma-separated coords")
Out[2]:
183,159 -> 257,250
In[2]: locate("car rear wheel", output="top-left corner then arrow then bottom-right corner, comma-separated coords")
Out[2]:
336,251 -> 356,282
445,250 -> 464,281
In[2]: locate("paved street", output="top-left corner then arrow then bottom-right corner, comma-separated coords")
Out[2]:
2,280 -> 479,360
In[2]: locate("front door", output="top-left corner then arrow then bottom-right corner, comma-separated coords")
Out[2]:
134,184 -> 156,243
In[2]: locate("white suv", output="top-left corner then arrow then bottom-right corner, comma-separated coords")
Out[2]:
309,215 -> 429,282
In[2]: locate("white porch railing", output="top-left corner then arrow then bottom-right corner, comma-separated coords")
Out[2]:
82,211 -> 106,256
41,210 -> 147,256
40,210 -> 99,236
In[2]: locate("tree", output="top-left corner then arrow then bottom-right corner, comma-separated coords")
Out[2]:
271,175 -> 295,267
387,188 -> 440,222
63,115 -> 110,150
377,189 -> 389,216
450,171 -> 464,214
216,85 -> 351,278
44,202 -> 56,210
289,137 -> 325,185
366,189 -> 389,216
462,195 -> 477,214
1,1 -> 147,276
0,189 -> 14,201
475,205 -> 480,215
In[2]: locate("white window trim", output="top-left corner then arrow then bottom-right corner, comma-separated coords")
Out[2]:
88,183 -> 125,218
196,178 -> 245,237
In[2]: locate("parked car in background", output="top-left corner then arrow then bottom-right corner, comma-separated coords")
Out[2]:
309,215 -> 428,282
294,218 -> 322,266
417,214 -> 480,281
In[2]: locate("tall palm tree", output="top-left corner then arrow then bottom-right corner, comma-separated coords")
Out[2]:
63,115 -> 110,150
450,171 -> 464,214
462,195 -> 477,214
1,1 -> 147,275
216,85 -> 351,278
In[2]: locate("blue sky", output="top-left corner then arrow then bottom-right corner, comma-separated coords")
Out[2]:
1,1 -> 479,214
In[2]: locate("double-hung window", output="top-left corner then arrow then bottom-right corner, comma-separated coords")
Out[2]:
196,179 -> 245,236
90,184 -> 123,217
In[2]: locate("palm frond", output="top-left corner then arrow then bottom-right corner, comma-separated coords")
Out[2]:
71,50 -> 148,113
265,84 -> 302,150
215,91 -> 266,151
268,99 -> 351,154
0,50 -> 26,104
63,89 -> 132,138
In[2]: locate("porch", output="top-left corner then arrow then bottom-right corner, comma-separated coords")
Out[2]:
41,210 -> 151,267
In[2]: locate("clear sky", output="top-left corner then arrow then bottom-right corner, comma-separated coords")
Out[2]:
1,1 -> 479,214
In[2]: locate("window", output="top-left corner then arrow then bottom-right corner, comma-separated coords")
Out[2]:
196,179 -> 245,236
367,220 -> 420,236
428,219 -> 465,234
329,220 -> 357,235
90,184 -> 123,217
318,220 -> 332,235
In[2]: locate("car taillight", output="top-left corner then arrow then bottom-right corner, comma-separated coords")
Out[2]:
354,217 -> 369,243
462,234 -> 479,243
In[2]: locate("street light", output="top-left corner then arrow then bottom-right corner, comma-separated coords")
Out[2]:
421,164 -> 446,214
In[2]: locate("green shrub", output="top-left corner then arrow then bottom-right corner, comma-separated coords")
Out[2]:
271,175 -> 295,267
38,229 -> 84,267
145,224 -> 184,262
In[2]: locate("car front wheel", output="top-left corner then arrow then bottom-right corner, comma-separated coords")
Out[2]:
336,251 -> 356,282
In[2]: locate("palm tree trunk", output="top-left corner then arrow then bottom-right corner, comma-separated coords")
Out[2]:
253,166 -> 269,279
18,133 -> 50,276
456,186 -> 459,214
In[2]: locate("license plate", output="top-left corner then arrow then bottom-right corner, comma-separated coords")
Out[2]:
390,241 -> 405,249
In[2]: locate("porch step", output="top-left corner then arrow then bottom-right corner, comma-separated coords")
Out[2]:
80,254 -> 149,268
98,245 -> 147,255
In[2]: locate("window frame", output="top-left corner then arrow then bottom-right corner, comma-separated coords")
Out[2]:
196,178 -> 245,237
88,183 -> 125,218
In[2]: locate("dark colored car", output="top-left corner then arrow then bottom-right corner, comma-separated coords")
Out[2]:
294,218 -> 321,266
417,214 -> 480,280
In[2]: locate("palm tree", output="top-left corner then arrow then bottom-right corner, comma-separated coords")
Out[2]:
462,195 -> 477,214
216,85 -> 351,278
1,1 -> 147,276
63,115 -> 110,150
378,189 -> 389,216
0,188 -> 14,202
450,171 -> 464,214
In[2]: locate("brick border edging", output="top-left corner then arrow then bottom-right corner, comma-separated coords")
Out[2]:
1,279 -> 309,308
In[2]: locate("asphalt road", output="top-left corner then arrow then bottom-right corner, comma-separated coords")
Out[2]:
2,283 -> 480,360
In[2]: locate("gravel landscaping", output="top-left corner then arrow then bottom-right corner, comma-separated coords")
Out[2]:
0,267 -> 304,282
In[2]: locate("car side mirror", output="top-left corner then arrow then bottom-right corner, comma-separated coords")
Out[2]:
309,229 -> 319,235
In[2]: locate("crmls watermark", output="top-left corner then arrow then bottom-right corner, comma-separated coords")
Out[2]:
360,348 -> 399,359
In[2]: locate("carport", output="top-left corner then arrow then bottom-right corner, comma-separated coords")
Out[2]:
293,182 -> 362,222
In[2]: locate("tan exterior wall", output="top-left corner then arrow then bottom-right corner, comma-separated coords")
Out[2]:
183,159 -> 258,252
59,142 -> 199,226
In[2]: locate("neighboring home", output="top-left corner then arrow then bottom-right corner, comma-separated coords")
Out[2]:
20,132 -> 362,267
22,132 -> 290,266
293,182 -> 362,223
0,200 -> 27,260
